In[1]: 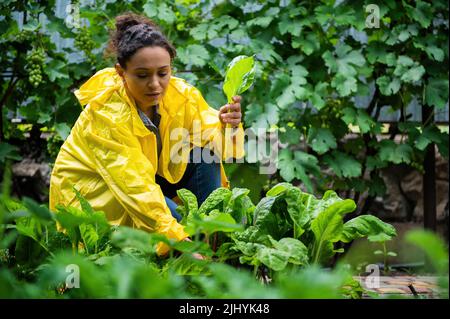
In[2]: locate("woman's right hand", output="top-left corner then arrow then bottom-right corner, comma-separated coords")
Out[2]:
183,237 -> 205,260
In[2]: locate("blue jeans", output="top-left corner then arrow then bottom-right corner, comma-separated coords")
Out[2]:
156,148 -> 222,222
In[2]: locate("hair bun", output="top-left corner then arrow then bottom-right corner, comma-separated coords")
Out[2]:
105,12 -> 176,66
106,12 -> 159,59
115,12 -> 157,33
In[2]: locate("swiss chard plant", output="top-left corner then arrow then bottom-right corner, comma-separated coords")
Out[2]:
4,172 -> 447,299
174,182 -> 397,277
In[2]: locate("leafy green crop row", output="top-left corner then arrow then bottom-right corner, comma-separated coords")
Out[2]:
2,161 -> 445,299
175,182 -> 396,275
1,176 -> 448,298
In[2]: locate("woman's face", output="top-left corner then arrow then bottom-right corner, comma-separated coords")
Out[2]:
116,46 -> 172,109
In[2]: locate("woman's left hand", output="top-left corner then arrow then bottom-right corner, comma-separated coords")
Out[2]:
219,95 -> 242,128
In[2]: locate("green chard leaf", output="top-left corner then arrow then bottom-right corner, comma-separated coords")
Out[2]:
198,188 -> 231,215
340,215 -> 397,243
223,55 -> 256,103
310,199 -> 356,264
176,188 -> 199,220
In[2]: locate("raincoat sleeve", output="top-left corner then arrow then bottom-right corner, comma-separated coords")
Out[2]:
186,86 -> 245,161
83,102 -> 189,254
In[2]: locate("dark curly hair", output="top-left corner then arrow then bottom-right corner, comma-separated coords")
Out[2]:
106,12 -> 176,68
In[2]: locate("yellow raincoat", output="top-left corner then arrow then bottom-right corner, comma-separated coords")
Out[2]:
49,67 -> 244,255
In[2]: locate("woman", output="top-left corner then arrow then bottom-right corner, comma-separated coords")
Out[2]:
49,13 -> 245,255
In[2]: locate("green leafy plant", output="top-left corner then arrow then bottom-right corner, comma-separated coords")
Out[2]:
340,214 -> 397,274
174,182 -> 396,280
222,55 -> 256,104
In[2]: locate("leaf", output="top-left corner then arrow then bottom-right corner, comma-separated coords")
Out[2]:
15,219 -> 41,244
235,196 -> 286,245
166,253 -> 210,276
322,44 -> 365,78
340,215 -> 397,243
55,205 -> 87,229
377,76 -> 401,96
279,125 -> 301,144
309,82 -> 328,110
157,3 -> 176,24
111,226 -> 165,255
378,140 -> 413,164
323,151 -> 362,178
185,210 -> 243,236
366,44 -> 396,65
357,113 -> 377,135
393,56 -> 425,83
424,46 -> 444,62
303,191 -> 344,220
0,142 -> 22,163
45,59 -> 69,82
198,187 -> 231,215
266,182 -> 293,197
404,0 -> 432,28
293,33 -> 320,55
308,127 -> 337,155
396,55 -> 414,66
224,187 -> 251,223
278,149 -> 297,182
73,187 -> 95,215
400,65 -> 425,83
310,199 -> 356,264
234,235 -> 309,272
425,78 -> 449,109
244,102 -> 279,130
233,240 -> 266,257
190,23 -> 208,40
278,149 -> 320,192
415,38 -> 445,63
387,252 -> 397,257
255,246 -> 290,271
214,15 -> 239,31
249,39 -> 282,64
22,197 -> 54,222
286,189 -> 310,238
143,2 -> 176,25
14,216 -> 52,255
176,188 -> 199,219
332,74 -> 357,97
415,125 -> 447,151
54,122 -> 71,141
276,83 -> 310,107
82,211 -> 110,251
368,233 -> 393,242
271,237 -> 309,265
278,18 -> 298,36
247,16 -> 273,28
222,55 -> 256,103
177,44 -> 210,67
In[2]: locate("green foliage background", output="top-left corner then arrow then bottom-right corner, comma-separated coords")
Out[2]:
1,0 -> 449,209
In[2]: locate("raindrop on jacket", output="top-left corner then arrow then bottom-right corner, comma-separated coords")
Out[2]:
49,68 -> 245,255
